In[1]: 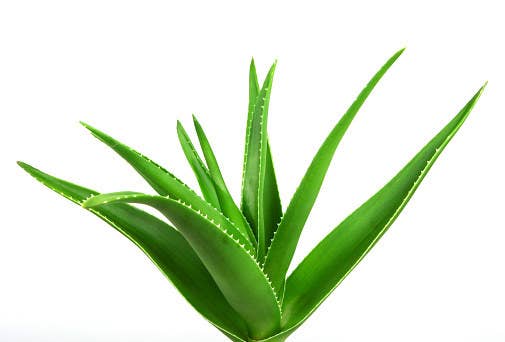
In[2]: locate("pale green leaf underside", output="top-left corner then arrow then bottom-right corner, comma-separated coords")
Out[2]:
280,84 -> 485,332
17,162 -> 249,341
83,192 -> 281,340
263,48 -> 406,298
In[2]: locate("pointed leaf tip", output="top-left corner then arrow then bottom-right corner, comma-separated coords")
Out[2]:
241,58 -> 279,259
191,115 -> 256,244
263,48 -> 405,297
279,84 -> 485,332
17,165 -> 250,339
79,121 -> 91,129
270,60 -> 277,72
79,121 -> 106,141
191,114 -> 199,125
176,119 -> 222,210
18,160 -> 40,179
17,161 -> 43,178
480,81 -> 488,92
17,161 -> 36,175
389,47 -> 405,62
76,121 -> 251,248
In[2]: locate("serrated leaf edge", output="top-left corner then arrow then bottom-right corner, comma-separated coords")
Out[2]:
84,124 -> 255,251
18,164 -> 248,340
85,192 -> 283,312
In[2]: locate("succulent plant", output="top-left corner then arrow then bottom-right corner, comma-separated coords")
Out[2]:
18,49 -> 485,341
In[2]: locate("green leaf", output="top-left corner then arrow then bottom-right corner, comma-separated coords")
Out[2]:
84,192 -> 281,340
20,51 -> 484,342
191,115 -> 256,245
280,84 -> 486,331
241,61 -> 278,259
244,58 -> 283,259
262,142 -> 283,255
256,330 -> 291,342
176,121 -> 221,209
263,49 -> 405,297
79,122 -> 255,252
17,162 -> 249,341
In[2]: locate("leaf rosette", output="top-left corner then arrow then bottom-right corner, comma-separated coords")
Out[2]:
19,49 -> 485,341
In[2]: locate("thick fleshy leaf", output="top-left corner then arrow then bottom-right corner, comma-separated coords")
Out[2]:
241,61 -> 277,259
263,49 -> 405,297
84,192 -> 282,340
262,143 -> 283,254
17,162 -> 249,341
80,122 -> 254,252
176,121 -> 221,209
256,330 -> 291,342
280,84 -> 486,331
244,58 -> 283,257
192,115 -> 256,244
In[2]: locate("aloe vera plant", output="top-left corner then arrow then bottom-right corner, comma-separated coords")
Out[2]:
18,49 -> 485,341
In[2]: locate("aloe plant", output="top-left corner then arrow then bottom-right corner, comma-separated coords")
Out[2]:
18,49 -> 485,341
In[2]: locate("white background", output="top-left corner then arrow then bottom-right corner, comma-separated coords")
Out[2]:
1,1 -> 504,341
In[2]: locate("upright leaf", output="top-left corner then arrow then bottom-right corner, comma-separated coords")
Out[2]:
262,142 -> 282,252
80,122 -> 254,250
84,192 -> 282,340
244,58 -> 283,257
241,61 -> 277,259
192,115 -> 256,244
280,84 -> 485,331
263,49 -> 405,297
176,121 -> 221,209
17,162 -> 249,341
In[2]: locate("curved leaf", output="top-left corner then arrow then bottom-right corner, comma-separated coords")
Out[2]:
80,122 -> 254,252
17,162 -> 249,341
192,115 -> 256,245
84,192 -> 282,340
280,84 -> 485,330
263,49 -> 405,297
176,121 -> 221,209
